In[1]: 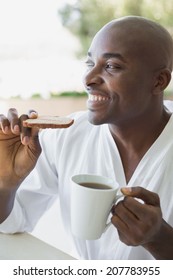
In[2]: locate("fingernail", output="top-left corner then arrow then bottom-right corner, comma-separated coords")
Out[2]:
111,205 -> 116,215
4,126 -> 9,134
29,112 -> 37,118
121,187 -> 132,195
22,136 -> 29,145
13,125 -> 20,133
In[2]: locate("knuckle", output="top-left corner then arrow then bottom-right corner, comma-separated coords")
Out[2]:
0,114 -> 9,127
154,193 -> 160,205
19,114 -> 29,122
0,114 -> 5,122
133,186 -> 143,193
123,196 -> 133,205
9,107 -> 17,112
114,200 -> 124,212
7,108 -> 18,119
8,108 -> 18,115
28,109 -> 38,116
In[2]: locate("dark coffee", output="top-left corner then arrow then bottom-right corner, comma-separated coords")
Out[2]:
79,182 -> 112,190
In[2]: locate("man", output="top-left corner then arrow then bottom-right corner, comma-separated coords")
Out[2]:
0,16 -> 173,259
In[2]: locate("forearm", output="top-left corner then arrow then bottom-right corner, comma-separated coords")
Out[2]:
143,219 -> 173,260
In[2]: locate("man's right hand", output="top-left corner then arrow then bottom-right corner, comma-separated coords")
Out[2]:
0,108 -> 42,190
0,108 -> 42,222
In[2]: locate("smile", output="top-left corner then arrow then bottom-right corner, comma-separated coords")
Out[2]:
88,94 -> 109,102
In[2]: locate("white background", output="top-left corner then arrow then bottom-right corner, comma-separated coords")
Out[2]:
0,0 -> 84,99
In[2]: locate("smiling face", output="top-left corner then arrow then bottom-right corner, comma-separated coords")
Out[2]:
83,17 -> 173,126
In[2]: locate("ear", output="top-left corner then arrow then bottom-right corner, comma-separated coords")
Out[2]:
152,69 -> 172,95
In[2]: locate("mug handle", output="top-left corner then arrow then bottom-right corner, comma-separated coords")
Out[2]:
104,193 -> 124,232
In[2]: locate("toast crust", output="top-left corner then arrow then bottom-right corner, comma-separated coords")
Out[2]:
23,116 -> 74,129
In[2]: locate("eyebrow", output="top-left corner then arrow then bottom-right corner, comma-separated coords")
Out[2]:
87,52 -> 127,63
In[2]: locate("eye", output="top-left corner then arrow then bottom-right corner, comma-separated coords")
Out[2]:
84,59 -> 94,69
105,62 -> 121,70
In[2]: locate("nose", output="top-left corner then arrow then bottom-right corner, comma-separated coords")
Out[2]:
83,66 -> 103,89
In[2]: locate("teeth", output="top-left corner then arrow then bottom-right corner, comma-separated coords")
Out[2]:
88,94 -> 109,101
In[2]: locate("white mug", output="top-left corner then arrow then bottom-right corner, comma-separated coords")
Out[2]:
70,174 -> 123,240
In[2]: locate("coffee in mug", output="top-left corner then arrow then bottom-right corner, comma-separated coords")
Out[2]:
79,182 -> 112,190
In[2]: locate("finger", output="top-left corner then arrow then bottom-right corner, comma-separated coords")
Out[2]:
7,108 -> 20,134
19,114 -> 39,145
121,186 -> 160,206
24,110 -> 39,140
113,200 -> 140,226
120,194 -> 162,223
21,110 -> 38,140
0,114 -> 10,133
19,114 -> 32,139
111,214 -> 128,232
27,110 -> 38,119
111,202 -> 130,231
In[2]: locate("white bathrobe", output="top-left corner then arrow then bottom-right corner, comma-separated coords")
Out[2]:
1,100 -> 173,259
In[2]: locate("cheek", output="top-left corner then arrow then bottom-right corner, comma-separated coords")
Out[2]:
108,82 -> 145,117
108,74 -> 134,93
107,72 -> 152,111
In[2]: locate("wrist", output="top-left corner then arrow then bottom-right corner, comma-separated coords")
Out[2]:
143,219 -> 173,259
0,188 -> 18,223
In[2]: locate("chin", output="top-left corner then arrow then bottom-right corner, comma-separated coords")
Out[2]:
87,111 -> 106,126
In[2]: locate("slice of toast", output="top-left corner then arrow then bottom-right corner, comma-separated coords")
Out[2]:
23,116 -> 74,129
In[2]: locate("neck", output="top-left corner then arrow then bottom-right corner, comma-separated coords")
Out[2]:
109,107 -> 171,183
109,107 -> 170,150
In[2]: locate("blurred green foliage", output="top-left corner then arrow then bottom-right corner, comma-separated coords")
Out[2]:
58,0 -> 173,57
8,91 -> 87,99
51,91 -> 87,98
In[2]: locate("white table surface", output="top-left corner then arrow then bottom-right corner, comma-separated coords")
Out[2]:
0,232 -> 76,260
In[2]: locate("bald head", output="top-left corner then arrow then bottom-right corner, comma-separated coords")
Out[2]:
95,16 -> 173,72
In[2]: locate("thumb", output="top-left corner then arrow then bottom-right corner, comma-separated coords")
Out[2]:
121,186 -> 160,206
29,129 -> 42,158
